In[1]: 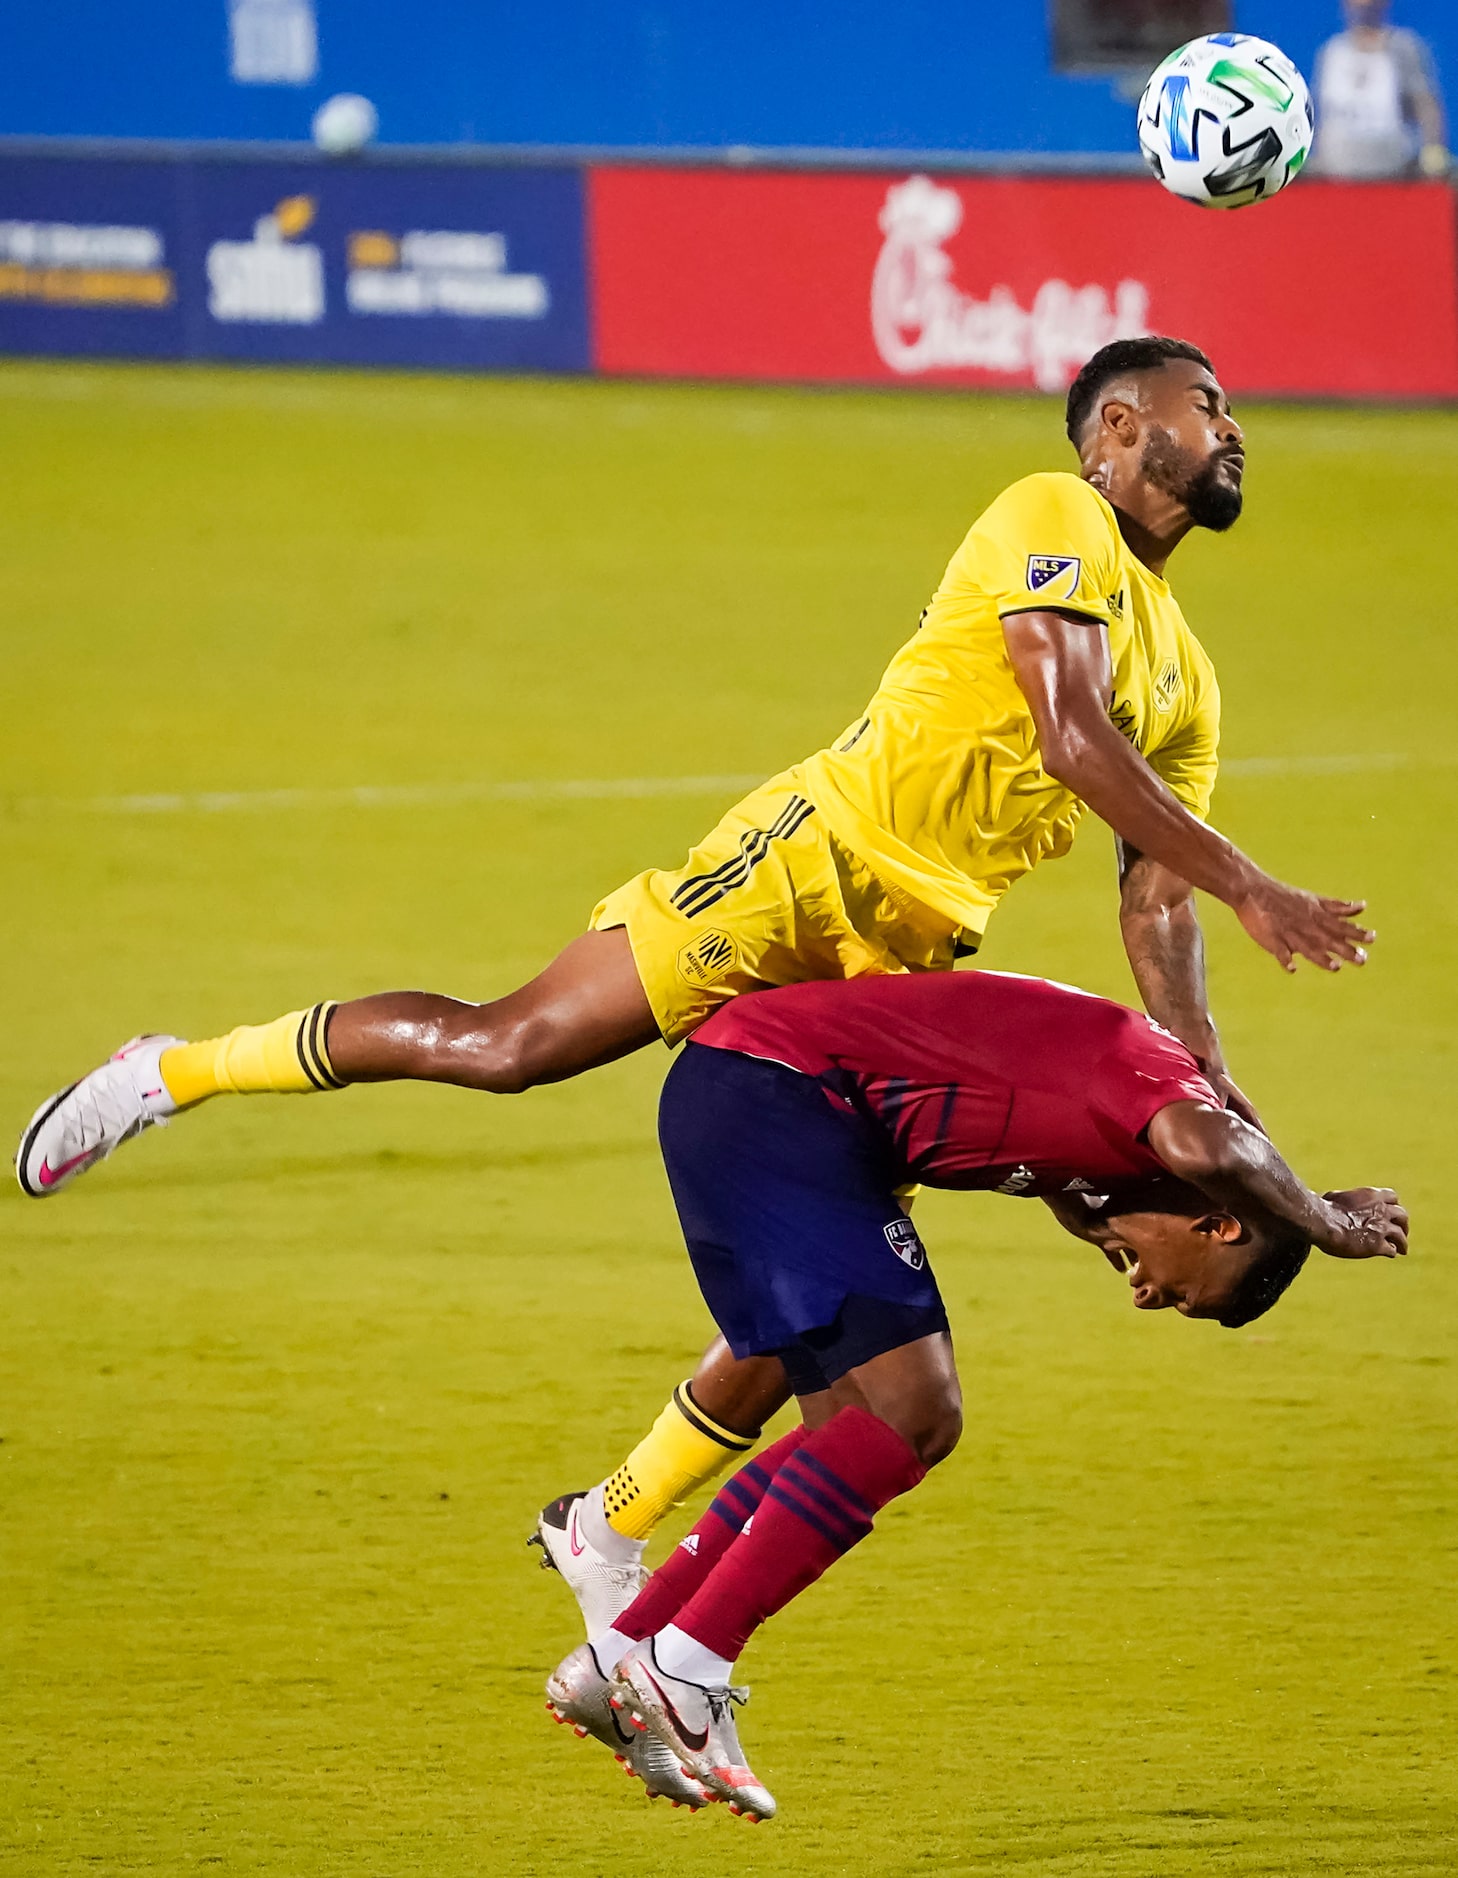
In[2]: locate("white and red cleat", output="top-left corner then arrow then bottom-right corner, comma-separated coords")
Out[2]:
16,1035 -> 182,1197
545,1641 -> 710,1809
609,1640 -> 776,1821
529,1491 -> 648,1638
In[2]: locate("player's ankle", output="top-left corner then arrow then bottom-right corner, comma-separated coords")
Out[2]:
579,1485 -> 647,1566
652,1624 -> 736,1688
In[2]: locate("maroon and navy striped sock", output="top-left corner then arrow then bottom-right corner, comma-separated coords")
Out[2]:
613,1424 -> 809,1644
666,1405 -> 926,1664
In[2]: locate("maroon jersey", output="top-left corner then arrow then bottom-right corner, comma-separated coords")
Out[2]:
690,970 -> 1216,1195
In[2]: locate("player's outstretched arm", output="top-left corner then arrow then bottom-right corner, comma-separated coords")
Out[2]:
1003,610 -> 1374,973
1116,842 -> 1261,1128
1146,1100 -> 1409,1259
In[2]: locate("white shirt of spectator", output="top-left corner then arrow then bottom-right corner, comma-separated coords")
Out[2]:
1324,40 -> 1403,140
1315,28 -> 1435,177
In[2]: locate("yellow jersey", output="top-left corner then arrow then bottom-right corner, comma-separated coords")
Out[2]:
800,471 -> 1221,938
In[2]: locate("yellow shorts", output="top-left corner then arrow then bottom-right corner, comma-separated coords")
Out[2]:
590,767 -> 961,1045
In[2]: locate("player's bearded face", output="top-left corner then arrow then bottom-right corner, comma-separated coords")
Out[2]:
1139,425 -> 1245,532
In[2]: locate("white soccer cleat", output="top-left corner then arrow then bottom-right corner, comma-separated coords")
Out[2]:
15,1035 -> 182,1198
528,1492 -> 648,1638
609,1641 -> 776,1821
545,1642 -> 711,1809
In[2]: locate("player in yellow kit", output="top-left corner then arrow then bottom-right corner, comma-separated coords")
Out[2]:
18,337 -> 1373,1634
601,461 -> 1223,1047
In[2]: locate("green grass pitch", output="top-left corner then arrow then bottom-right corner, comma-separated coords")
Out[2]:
2,360 -> 1455,1876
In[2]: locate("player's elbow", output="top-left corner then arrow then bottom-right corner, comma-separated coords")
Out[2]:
1155,1108 -> 1247,1189
1038,722 -> 1102,792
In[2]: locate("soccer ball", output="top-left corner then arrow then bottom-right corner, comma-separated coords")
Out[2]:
1137,33 -> 1314,210
312,93 -> 379,157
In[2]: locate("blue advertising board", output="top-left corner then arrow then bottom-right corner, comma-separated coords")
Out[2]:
0,152 -> 590,373
0,154 -> 188,359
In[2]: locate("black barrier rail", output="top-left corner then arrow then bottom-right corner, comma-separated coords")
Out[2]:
0,134 -> 1151,176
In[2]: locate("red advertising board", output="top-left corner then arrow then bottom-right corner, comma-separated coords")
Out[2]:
588,167 -> 1458,399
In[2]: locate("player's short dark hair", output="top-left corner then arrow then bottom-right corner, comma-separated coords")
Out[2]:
1218,1232 -> 1311,1329
1065,336 -> 1216,445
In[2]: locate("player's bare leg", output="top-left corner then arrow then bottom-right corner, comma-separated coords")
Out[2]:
688,1338 -> 793,1435
16,928 -> 659,1196
325,928 -> 659,1091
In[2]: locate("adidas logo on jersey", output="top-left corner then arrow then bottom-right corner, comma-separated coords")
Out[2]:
679,1533 -> 700,1555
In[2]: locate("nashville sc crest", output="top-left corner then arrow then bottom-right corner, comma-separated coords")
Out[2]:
677,928 -> 739,988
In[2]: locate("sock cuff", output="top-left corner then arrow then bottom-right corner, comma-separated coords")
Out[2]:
757,1409 -> 924,1556
673,1381 -> 757,1454
603,1386 -> 756,1541
295,1002 -> 344,1090
806,1404 -> 927,1505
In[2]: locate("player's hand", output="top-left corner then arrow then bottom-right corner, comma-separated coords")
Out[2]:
1233,876 -> 1374,973
1317,1188 -> 1408,1259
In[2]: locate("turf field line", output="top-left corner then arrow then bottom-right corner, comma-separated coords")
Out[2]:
59,774 -> 766,816
4,752 -> 1439,818
1222,751 -> 1414,778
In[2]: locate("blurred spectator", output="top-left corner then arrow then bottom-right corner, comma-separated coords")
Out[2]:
1314,1 -> 1448,178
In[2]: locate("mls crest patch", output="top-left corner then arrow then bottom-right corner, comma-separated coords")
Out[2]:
884,1216 -> 926,1270
1026,554 -> 1081,601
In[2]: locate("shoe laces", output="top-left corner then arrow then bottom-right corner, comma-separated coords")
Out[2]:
72,1068 -> 148,1155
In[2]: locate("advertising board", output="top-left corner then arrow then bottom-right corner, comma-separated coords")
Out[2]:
190,161 -> 589,371
0,154 -> 186,359
588,167 -> 1458,399
0,153 -> 591,374
2,148 -> 1456,400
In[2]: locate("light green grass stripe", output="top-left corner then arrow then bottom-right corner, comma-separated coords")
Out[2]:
12,773 -> 765,816
4,749 -> 1443,817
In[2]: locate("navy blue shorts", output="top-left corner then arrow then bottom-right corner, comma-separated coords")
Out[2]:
658,1043 -> 948,1392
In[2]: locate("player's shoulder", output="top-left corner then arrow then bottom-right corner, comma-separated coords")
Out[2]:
986,470 -> 1113,518
974,471 -> 1120,546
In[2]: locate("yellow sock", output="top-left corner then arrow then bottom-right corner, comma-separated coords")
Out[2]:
159,1003 -> 342,1108
601,1382 -> 758,1541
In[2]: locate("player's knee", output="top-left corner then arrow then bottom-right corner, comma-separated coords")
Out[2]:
429,1006 -> 546,1095
914,1397 -> 963,1469
449,992 -> 596,1095
482,1029 -> 556,1095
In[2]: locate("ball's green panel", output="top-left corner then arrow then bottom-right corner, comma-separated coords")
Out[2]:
1208,57 -> 1295,109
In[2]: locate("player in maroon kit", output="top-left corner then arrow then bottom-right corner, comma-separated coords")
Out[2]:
544,968 -> 1406,1820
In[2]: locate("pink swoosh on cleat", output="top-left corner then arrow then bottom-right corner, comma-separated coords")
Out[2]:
711,1764 -> 764,1789
37,1148 -> 99,1188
